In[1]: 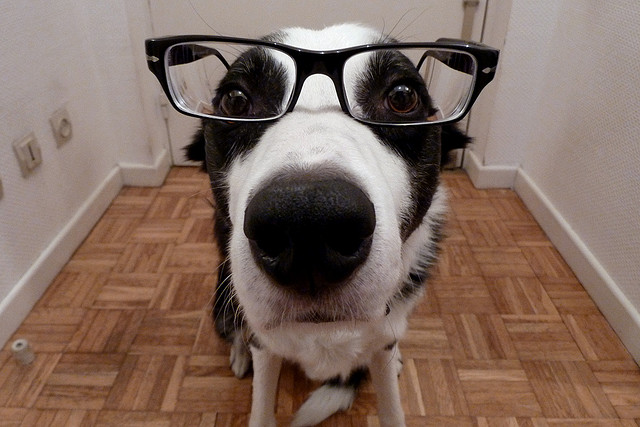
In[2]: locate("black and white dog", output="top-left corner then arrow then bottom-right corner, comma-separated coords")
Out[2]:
171,23 -> 494,426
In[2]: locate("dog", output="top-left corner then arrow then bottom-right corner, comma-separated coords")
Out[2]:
156,23 -> 497,426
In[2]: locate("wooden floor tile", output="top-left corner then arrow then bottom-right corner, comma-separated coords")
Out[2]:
0,353 -> 61,407
36,272 -> 107,309
66,309 -> 145,354
472,247 -> 537,278
414,358 -> 468,416
444,314 -> 518,360
150,273 -> 215,311
502,315 -> 584,361
457,360 -> 542,417
540,278 -> 602,315
590,361 -> 640,419
403,317 -> 452,359
1,167 -> 638,425
64,244 -> 124,272
436,244 -> 484,277
129,310 -> 202,355
523,361 -> 617,418
175,357 -> 252,413
104,354 -> 179,411
8,308 -> 87,353
459,219 -> 517,247
432,276 -> 497,314
93,273 -> 166,310
486,277 -> 558,315
563,315 -> 631,361
35,354 -> 123,410
521,246 -> 577,280
95,410 -> 204,426
114,243 -> 172,274
161,243 -> 222,274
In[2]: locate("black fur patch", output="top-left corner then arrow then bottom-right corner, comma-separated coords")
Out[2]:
326,367 -> 368,389
395,212 -> 447,301
441,124 -> 472,166
384,340 -> 397,351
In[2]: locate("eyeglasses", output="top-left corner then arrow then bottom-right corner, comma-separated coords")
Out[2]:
146,35 -> 499,126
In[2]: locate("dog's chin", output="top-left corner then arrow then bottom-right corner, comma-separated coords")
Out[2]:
244,275 -> 393,332
260,300 -> 379,331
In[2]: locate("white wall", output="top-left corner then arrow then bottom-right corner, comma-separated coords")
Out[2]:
0,1 -> 168,345
468,0 -> 640,361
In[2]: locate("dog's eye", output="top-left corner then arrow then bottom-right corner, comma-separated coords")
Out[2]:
220,89 -> 251,117
386,84 -> 419,114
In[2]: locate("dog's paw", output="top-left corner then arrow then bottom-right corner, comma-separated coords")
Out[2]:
230,333 -> 252,378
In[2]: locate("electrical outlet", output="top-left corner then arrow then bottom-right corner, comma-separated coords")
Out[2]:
13,132 -> 42,177
50,107 -> 73,147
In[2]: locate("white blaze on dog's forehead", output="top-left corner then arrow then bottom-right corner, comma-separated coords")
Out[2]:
271,23 -> 382,111
279,23 -> 380,51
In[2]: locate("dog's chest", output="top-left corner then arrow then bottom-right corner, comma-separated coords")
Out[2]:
259,314 -> 406,381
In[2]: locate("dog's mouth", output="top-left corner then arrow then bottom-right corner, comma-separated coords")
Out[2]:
262,309 -> 375,330
293,302 -> 390,324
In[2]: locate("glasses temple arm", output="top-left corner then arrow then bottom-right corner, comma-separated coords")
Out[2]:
169,44 -> 231,69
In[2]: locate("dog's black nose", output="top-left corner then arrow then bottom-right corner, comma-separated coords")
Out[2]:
243,176 -> 375,294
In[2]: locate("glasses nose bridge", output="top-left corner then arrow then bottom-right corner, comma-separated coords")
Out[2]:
287,51 -> 349,113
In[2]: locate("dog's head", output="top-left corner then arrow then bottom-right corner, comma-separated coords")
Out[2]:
146,24 -> 498,332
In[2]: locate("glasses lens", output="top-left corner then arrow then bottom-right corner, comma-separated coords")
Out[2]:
343,48 -> 477,124
165,42 -> 296,120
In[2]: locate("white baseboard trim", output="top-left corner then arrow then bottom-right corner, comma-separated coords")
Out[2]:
515,169 -> 640,364
0,167 -> 123,347
462,149 -> 518,189
119,148 -> 171,187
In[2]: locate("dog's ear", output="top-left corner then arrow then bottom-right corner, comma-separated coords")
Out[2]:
440,124 -> 472,167
184,127 -> 207,170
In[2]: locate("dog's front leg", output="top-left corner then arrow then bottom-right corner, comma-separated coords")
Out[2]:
248,346 -> 282,427
370,346 -> 406,427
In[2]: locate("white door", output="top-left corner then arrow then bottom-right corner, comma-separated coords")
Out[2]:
148,0 -> 488,165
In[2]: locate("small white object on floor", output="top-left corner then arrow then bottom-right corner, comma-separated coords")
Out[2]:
11,339 -> 35,365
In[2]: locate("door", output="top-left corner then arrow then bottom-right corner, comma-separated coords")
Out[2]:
148,0 -> 488,165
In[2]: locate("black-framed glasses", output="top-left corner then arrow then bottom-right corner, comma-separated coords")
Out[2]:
146,35 -> 499,126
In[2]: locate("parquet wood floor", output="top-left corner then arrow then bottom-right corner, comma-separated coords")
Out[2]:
1,167 -> 639,426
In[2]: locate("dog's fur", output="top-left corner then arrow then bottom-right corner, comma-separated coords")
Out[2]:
186,24 -> 470,426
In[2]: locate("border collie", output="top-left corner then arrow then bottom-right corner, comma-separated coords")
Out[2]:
146,23 -> 498,426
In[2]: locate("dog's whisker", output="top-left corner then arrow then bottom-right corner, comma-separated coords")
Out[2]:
203,258 -> 229,312
186,188 -> 215,201
187,0 -> 222,36
385,8 -> 416,41
400,7 -> 431,41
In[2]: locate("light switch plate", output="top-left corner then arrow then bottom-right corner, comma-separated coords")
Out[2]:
50,107 -> 73,147
13,132 -> 42,177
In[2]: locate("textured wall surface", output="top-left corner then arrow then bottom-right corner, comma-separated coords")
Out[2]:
0,1 -> 158,316
477,0 -> 640,339
519,1 -> 640,311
